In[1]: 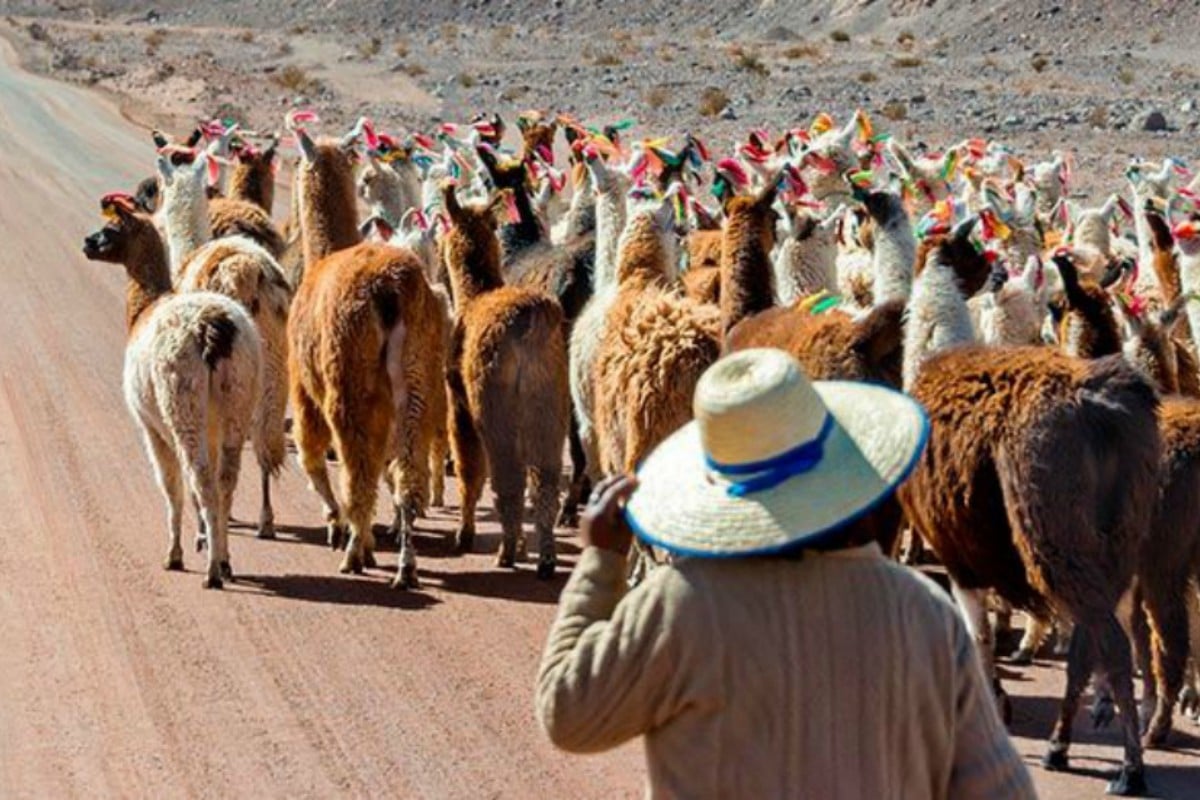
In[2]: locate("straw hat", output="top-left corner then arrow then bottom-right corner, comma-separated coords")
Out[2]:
624,348 -> 929,557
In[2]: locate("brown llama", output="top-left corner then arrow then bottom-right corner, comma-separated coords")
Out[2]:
681,230 -> 723,305
898,247 -> 1161,794
1072,283 -> 1200,749
228,136 -> 279,214
440,183 -> 569,577
476,142 -> 595,526
288,125 -> 447,588
717,178 -> 781,337
592,197 -> 721,480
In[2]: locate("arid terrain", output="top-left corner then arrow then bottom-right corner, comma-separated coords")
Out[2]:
1,1 -> 1200,798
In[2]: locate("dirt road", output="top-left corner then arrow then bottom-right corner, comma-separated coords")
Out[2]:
0,35 -> 1196,799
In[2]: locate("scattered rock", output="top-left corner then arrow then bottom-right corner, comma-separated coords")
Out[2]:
719,105 -> 737,120
1140,110 -> 1168,131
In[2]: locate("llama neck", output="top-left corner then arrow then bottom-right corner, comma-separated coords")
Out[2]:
299,161 -> 362,264
773,234 -> 837,305
1073,214 -> 1112,254
902,258 -> 977,391
720,217 -> 775,334
871,218 -> 916,304
162,183 -> 211,278
592,186 -> 627,292
502,186 -> 541,244
615,221 -> 673,288
230,162 -> 274,214
369,162 -> 421,225
446,235 -> 504,303
1179,248 -> 1200,357
123,234 -> 173,333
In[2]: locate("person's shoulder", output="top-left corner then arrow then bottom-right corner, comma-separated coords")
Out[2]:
861,556 -> 964,626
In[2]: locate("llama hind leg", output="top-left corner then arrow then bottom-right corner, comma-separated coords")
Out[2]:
530,464 -> 563,580
557,415 -> 590,529
143,428 -> 185,571
449,387 -> 485,554
951,583 -> 1010,723
1140,575 -> 1190,748
1092,614 -> 1148,795
292,389 -> 347,549
257,466 -> 275,540
1044,624 -> 1097,772
211,443 -> 245,582
177,441 -> 223,588
489,444 -> 526,570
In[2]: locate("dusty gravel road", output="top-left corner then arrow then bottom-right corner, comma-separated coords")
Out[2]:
0,34 -> 1197,800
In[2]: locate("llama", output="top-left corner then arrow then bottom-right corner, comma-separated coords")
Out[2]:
360,213 -> 454,509
898,245 -> 1161,795
289,123 -> 447,588
592,194 -> 720,479
1030,151 -> 1068,216
773,203 -> 841,305
438,182 -> 569,577
82,194 -> 261,588
718,177 -> 783,337
1172,219 -> 1200,357
885,139 -> 953,218
864,189 -> 917,305
156,151 -> 292,540
562,154 -> 628,526
971,256 -> 1049,346
1072,284 -> 1200,748
229,135 -> 279,214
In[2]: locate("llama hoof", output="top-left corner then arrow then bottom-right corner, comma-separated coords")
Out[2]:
195,534 -> 207,553
392,564 -> 420,590
536,556 -> 556,581
164,551 -> 184,571
256,521 -> 276,540
1106,765 -> 1147,797
1179,686 -> 1200,717
1009,647 -> 1034,666
219,561 -> 234,582
454,528 -> 475,554
1041,747 -> 1069,772
556,507 -> 579,529
327,523 -> 348,550
497,550 -> 516,569
202,573 -> 224,590
992,683 -> 1013,726
339,551 -> 364,575
431,494 -> 445,509
1142,718 -> 1170,749
1091,696 -> 1116,730
362,549 -> 378,569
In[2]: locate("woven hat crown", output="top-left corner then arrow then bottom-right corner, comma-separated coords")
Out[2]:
695,349 -> 827,468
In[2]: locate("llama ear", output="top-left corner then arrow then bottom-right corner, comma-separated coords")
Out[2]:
756,171 -> 781,207
133,176 -> 160,212
1160,293 -> 1191,331
152,129 -> 170,149
185,128 -> 203,148
441,180 -> 463,219
156,154 -> 174,182
951,214 -> 978,243
295,128 -> 318,163
263,136 -> 279,160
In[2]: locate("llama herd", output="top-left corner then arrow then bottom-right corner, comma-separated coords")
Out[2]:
79,104 -> 1200,794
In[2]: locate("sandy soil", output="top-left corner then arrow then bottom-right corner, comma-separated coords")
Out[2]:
0,21 -> 1199,800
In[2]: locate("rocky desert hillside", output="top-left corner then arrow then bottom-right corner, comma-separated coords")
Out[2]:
2,1 -> 1198,196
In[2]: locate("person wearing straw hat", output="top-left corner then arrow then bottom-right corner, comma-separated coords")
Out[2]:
535,348 -> 1033,799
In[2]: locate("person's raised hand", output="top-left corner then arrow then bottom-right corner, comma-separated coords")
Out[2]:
579,475 -> 639,555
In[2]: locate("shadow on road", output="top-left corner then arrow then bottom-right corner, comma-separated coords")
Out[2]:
234,572 -> 442,610
418,566 -> 571,605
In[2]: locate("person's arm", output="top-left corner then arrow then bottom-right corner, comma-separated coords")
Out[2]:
535,476 -> 692,753
947,621 -> 1038,799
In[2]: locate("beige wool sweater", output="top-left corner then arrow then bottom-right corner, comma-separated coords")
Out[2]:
536,543 -> 1036,799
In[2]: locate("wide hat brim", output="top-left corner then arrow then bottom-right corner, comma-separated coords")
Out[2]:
624,381 -> 929,557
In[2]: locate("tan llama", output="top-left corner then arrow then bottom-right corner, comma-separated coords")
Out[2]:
440,182 -> 569,578
289,123 -> 447,588
83,194 -> 261,589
